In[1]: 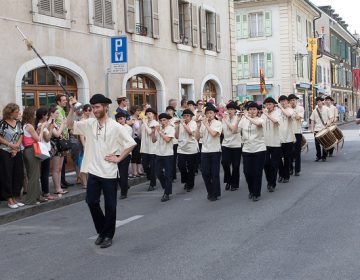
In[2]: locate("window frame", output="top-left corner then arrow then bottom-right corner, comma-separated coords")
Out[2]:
32,0 -> 71,28
88,0 -> 118,36
249,12 -> 264,38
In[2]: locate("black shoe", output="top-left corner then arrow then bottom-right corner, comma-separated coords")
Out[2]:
294,172 -> 300,176
230,186 -> 238,191
208,196 -> 217,201
186,187 -> 192,192
314,158 -> 321,162
94,236 -> 104,246
248,193 -> 253,199
278,177 -> 283,183
147,185 -> 155,191
119,195 -> 127,199
183,183 -> 187,190
267,185 -> 274,192
322,158 -> 326,162
61,181 -> 74,187
161,194 -> 170,202
225,183 -> 230,191
282,179 -> 289,183
100,237 -> 112,249
289,169 -> 294,176
252,196 -> 260,202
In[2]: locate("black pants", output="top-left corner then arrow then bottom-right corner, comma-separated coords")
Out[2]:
172,144 -> 178,180
131,138 -> 141,164
221,146 -> 242,188
141,153 -> 157,187
86,173 -> 118,239
196,143 -> 202,173
177,153 -> 197,189
0,150 -> 23,200
61,155 -> 67,183
314,132 -> 327,159
40,158 -> 51,194
264,146 -> 281,188
243,151 -> 266,197
279,142 -> 293,180
117,155 -> 131,196
156,155 -> 173,195
201,152 -> 221,198
292,134 -> 302,173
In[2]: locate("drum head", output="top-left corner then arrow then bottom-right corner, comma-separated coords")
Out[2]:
316,129 -> 328,138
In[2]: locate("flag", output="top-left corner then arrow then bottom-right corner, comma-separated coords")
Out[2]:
352,69 -> 360,92
307,38 -> 318,110
260,68 -> 267,94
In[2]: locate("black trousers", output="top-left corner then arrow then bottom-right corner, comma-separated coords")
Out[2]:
242,151 -> 266,197
177,153 -> 197,189
117,155 -> 131,196
172,144 -> 178,180
264,146 -> 281,187
0,150 -> 23,200
141,153 -> 157,187
86,173 -> 118,239
201,152 -> 221,198
314,132 -> 327,159
221,146 -> 242,188
61,155 -> 67,183
196,143 -> 202,172
292,134 -> 302,173
156,155 -> 173,195
40,158 -> 51,194
279,142 -> 293,180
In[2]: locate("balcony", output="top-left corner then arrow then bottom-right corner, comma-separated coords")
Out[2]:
207,42 -> 214,51
136,24 -> 148,36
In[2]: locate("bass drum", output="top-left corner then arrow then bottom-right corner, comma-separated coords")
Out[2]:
315,128 -> 337,151
329,125 -> 344,142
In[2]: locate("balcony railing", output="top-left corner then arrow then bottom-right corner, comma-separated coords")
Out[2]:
136,24 -> 148,36
207,42 -> 214,50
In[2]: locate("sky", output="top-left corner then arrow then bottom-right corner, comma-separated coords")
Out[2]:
312,0 -> 360,35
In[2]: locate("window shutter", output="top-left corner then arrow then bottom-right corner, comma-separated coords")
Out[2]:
171,0 -> 180,43
52,0 -> 65,18
215,13 -> 221,52
237,56 -> 243,79
125,0 -> 135,33
152,0 -> 160,38
243,54 -> 250,78
191,4 -> 198,47
236,14 -> 242,40
94,0 -> 104,26
265,53 -> 273,78
104,0 -> 114,29
264,11 -> 272,36
38,0 -> 51,16
199,7 -> 206,49
242,14 -> 249,39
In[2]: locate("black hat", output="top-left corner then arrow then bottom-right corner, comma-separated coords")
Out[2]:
324,96 -> 334,101
145,108 -> 157,114
278,95 -> 288,102
158,113 -> 172,120
182,109 -> 195,116
115,112 -> 127,120
187,100 -> 196,106
166,105 -> 176,112
316,96 -> 324,102
263,97 -> 277,104
246,102 -> 261,110
226,102 -> 239,110
205,105 -> 218,113
90,93 -> 112,105
288,94 -> 299,100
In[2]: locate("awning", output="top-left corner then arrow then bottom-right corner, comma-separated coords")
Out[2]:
246,84 -> 273,91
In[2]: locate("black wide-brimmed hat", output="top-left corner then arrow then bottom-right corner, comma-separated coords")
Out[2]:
324,96 -> 334,101
263,97 -> 277,104
182,109 -> 194,116
158,113 -> 172,120
187,100 -> 196,106
246,102 -> 261,110
226,102 -> 239,110
288,94 -> 299,100
278,95 -> 288,102
90,93 -> 112,105
115,112 -> 127,120
145,108 -> 157,114
166,106 -> 176,112
205,105 -> 219,113
316,96 -> 324,102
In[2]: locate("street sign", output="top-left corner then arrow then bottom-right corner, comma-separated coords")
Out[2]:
110,36 -> 128,74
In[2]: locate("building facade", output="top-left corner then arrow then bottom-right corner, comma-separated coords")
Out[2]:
0,0 -> 232,112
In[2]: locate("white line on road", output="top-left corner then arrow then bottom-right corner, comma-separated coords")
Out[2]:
89,215 -> 144,239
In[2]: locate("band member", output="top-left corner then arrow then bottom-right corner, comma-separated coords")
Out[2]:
221,102 -> 242,191
140,108 -> 159,191
166,106 -> 178,181
196,105 -> 222,201
239,102 -> 266,201
115,112 -> 133,199
261,97 -> 281,192
325,96 -> 338,157
195,100 -> 205,173
153,113 -> 175,202
175,109 -> 198,192
187,100 -> 197,115
310,96 -> 333,162
288,94 -> 304,176
67,94 -> 136,249
277,95 -> 295,183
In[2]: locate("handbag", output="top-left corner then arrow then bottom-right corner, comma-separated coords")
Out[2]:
33,142 -> 50,160
53,137 -> 72,152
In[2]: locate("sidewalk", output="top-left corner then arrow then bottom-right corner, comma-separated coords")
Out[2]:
0,174 -> 147,225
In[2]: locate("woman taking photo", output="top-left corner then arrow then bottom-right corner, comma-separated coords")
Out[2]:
78,103 -> 92,188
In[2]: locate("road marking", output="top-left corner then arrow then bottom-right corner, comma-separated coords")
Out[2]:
89,215 -> 144,239
184,198 -> 192,201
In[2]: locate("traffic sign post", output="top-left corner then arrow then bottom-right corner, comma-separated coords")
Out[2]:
110,36 -> 128,74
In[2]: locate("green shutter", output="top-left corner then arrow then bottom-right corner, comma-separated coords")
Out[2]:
265,53 -> 273,78
264,11 -> 272,36
236,14 -> 242,40
237,56 -> 243,79
242,14 -> 249,39
243,54 -> 250,78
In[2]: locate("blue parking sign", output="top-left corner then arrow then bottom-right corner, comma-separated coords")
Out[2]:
111,36 -> 128,74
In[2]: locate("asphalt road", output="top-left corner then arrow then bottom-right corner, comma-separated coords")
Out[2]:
1,122 -> 360,280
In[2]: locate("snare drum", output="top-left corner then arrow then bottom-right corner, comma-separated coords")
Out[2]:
315,128 -> 338,150
329,125 -> 344,142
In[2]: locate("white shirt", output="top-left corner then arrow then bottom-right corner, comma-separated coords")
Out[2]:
73,118 -> 136,179
310,106 -> 332,131
292,105 -> 305,134
328,104 -> 338,123
261,109 -> 281,147
239,117 -> 266,153
155,125 -> 175,156
170,117 -> 179,145
199,119 -> 222,153
279,107 -> 296,143
140,119 -> 159,154
177,120 -> 199,154
222,116 -> 242,148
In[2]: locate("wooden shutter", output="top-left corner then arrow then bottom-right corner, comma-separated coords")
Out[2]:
104,0 -> 114,29
94,0 -> 104,26
243,54 -> 250,78
152,0 -> 160,38
191,4 -> 198,47
171,0 -> 180,43
199,7 -> 206,49
53,0 -> 65,18
125,0 -> 135,33
38,0 -> 51,16
215,13 -> 221,52
237,56 -> 243,79
265,53 -> 273,78
236,13 -> 242,40
264,11 -> 272,37
242,14 -> 249,39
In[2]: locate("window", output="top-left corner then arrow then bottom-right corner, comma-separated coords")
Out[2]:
249,12 -> 264,37
126,75 -> 157,109
297,56 -> 304,78
178,1 -> 192,44
38,0 -> 66,19
203,80 -> 217,101
32,0 -> 70,28
306,20 -> 312,38
94,0 -> 114,29
200,7 -> 221,52
238,52 -> 273,79
251,53 -> 265,78
297,15 -> 302,41
316,65 -> 322,83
